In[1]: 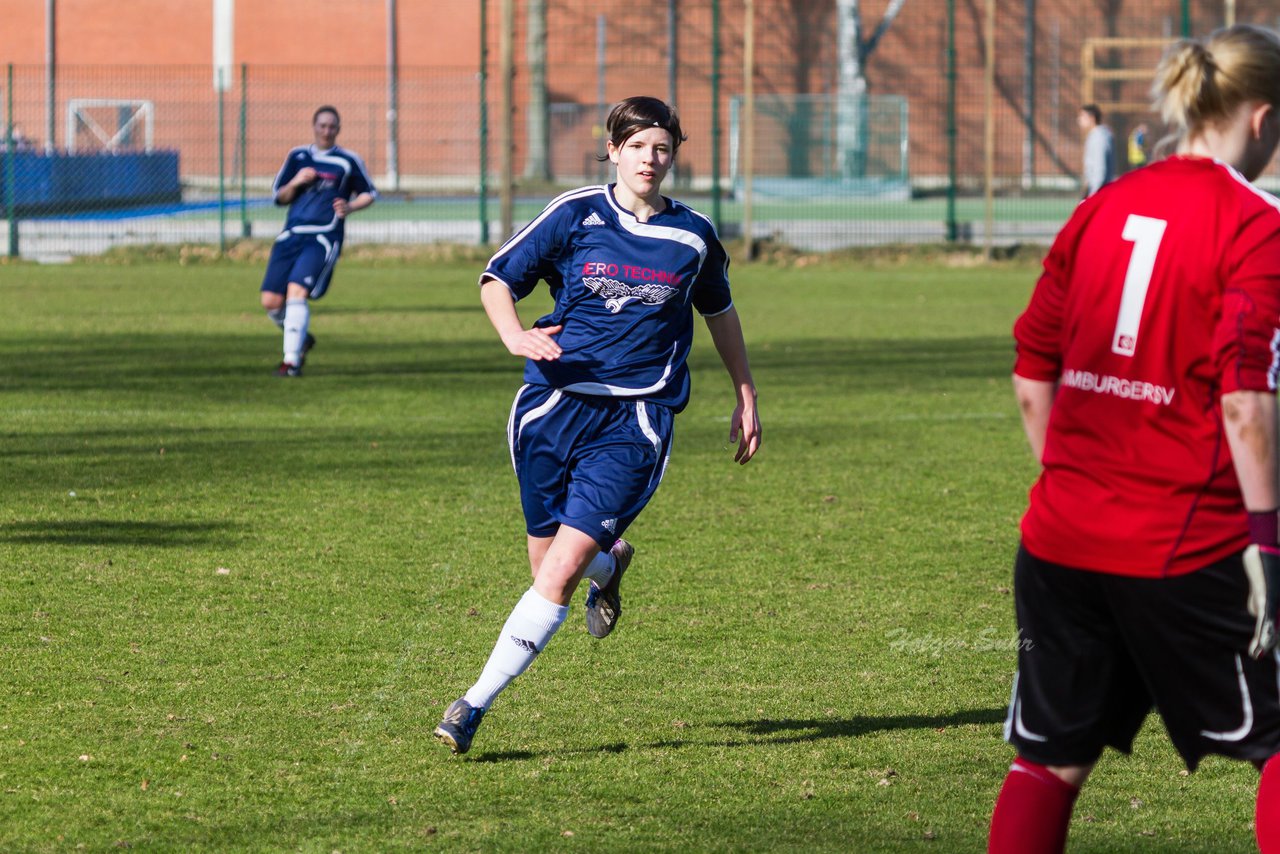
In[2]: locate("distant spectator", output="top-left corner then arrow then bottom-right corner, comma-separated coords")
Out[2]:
5,124 -> 34,153
1128,122 -> 1149,169
1078,104 -> 1115,196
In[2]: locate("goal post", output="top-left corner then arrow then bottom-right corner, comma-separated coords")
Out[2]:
65,99 -> 155,153
1081,38 -> 1173,114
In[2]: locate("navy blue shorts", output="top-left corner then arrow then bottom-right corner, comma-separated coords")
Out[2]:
1006,544 -> 1280,771
260,231 -> 342,299
507,384 -> 674,549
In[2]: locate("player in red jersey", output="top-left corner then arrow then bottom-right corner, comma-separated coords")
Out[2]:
990,25 -> 1280,854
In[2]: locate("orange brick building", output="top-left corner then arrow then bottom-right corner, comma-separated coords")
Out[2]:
0,0 -> 1251,187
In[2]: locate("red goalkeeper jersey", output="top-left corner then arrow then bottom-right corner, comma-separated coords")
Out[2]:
1014,156 -> 1280,577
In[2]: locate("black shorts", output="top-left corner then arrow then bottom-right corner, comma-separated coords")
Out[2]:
1005,544 -> 1280,771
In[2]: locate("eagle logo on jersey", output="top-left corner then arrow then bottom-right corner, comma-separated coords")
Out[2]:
583,276 -> 678,313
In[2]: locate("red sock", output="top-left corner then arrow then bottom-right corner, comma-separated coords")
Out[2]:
989,758 -> 1081,854
1259,754 -> 1280,854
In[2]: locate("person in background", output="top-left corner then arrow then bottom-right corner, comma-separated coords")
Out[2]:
1078,103 -> 1115,196
1127,121 -> 1149,169
259,106 -> 377,377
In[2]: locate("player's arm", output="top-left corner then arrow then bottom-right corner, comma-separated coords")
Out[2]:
705,306 -> 761,464
479,276 -> 562,361
1223,390 -> 1280,512
1222,389 -> 1280,659
334,192 -> 376,218
1012,374 -> 1056,463
1218,218 -> 1280,657
275,167 -> 317,205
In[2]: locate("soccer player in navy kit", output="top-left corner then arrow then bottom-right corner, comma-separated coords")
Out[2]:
990,26 -> 1280,853
434,96 -> 761,755
259,106 -> 377,377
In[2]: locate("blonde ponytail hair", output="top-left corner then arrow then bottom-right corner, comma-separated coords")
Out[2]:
1153,25 -> 1280,139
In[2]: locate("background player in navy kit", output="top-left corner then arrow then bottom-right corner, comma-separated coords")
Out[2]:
434,96 -> 761,755
990,26 -> 1280,854
259,106 -> 377,377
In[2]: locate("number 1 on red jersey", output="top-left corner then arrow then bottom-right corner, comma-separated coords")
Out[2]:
1112,214 -> 1168,357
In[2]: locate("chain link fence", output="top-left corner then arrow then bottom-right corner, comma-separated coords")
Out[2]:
3,0 -> 1278,260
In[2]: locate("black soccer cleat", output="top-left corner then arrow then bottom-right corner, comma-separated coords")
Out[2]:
273,361 -> 302,378
585,538 -> 633,638
434,698 -> 486,755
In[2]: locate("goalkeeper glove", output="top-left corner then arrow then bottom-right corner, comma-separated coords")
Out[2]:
1245,542 -> 1280,660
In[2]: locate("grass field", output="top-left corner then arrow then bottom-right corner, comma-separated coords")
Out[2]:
61,194 -> 1078,224
0,251 -> 1263,851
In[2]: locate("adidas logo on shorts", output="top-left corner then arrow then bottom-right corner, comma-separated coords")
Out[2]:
601,518 -> 617,533
582,211 -> 607,227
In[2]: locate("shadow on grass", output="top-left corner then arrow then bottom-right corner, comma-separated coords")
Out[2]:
469,750 -> 538,763
0,332 -> 516,395
320,303 -> 484,316
467,707 -> 1007,761
689,335 -> 1014,390
715,706 -> 1007,745
0,519 -> 237,547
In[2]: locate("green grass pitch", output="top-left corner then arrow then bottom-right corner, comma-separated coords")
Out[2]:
0,252 -> 1262,851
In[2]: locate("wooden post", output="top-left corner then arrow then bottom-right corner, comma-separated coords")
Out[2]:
983,0 -> 995,258
500,0 -> 514,240
742,0 -> 754,261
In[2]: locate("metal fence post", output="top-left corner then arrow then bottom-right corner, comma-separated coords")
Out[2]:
710,0 -> 722,232
217,70 -> 226,255
479,0 -> 490,245
239,63 -> 249,238
945,0 -> 958,243
6,64 -> 16,258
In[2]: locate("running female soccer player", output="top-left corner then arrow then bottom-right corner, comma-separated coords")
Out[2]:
991,25 -> 1280,854
259,106 -> 377,377
434,96 -> 761,755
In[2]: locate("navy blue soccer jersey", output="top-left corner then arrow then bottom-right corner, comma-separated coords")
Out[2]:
272,145 -> 377,238
482,184 -> 733,411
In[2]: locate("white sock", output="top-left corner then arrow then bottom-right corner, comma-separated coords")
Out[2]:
266,307 -> 286,329
282,298 -> 310,364
580,549 -> 615,587
463,587 -> 569,710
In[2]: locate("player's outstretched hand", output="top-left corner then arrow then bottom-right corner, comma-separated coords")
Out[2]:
728,395 -> 761,465
1245,544 -> 1280,659
504,324 -> 563,361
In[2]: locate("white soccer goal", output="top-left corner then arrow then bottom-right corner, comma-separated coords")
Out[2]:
65,99 -> 155,154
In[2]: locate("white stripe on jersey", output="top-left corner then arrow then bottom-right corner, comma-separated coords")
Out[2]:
487,185 -> 608,266
1269,329 -> 1280,393
272,146 -> 310,194
560,341 -> 681,398
604,191 -> 709,267
1218,158 -> 1280,215
290,151 -> 350,235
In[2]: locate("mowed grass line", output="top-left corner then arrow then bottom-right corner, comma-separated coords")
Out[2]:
0,257 -> 1260,852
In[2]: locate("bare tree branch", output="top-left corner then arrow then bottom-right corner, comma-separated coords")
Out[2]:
862,0 -> 909,61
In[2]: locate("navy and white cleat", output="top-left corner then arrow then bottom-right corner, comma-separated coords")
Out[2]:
585,538 -> 633,639
434,698 -> 486,755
